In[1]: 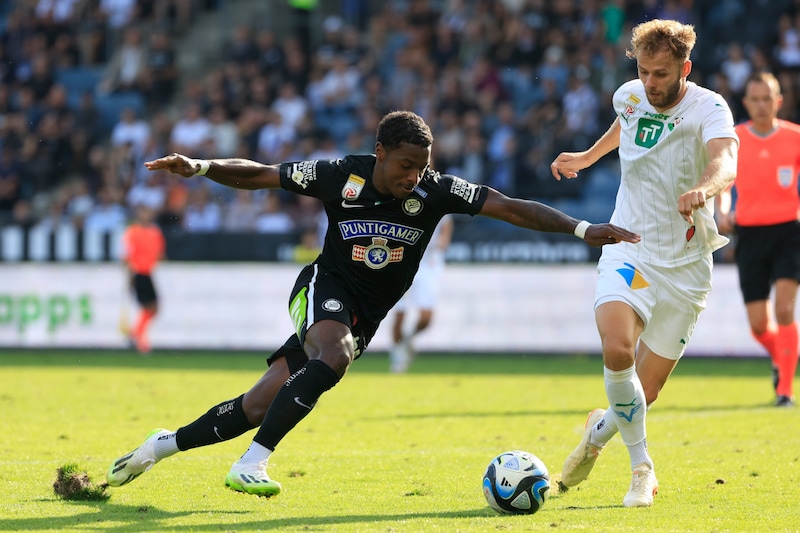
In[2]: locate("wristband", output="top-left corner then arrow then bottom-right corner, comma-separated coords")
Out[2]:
573,220 -> 591,240
195,159 -> 210,176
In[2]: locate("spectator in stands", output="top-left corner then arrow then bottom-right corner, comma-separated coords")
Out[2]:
257,109 -> 295,163
182,184 -> 221,232
83,185 -> 127,233
126,170 -> 166,211
222,189 -> 260,232
98,0 -> 137,31
206,105 -> 239,158
64,177 -> 94,227
225,24 -> 259,67
170,102 -> 212,154
272,81 -> 308,135
0,148 -> 21,223
98,26 -> 147,95
254,192 -> 294,234
111,106 -> 151,155
140,30 -> 177,108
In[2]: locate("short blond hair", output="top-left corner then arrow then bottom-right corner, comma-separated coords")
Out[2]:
626,19 -> 696,62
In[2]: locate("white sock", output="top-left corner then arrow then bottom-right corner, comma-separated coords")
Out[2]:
153,432 -> 179,461
239,441 -> 272,464
628,439 -> 653,470
590,410 -> 618,447
604,365 -> 647,446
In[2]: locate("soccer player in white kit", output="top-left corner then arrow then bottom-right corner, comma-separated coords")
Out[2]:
550,19 -> 739,507
389,214 -> 454,373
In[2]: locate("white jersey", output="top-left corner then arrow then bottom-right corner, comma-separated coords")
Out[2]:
609,80 -> 738,267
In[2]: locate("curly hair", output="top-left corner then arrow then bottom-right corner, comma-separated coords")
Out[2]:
376,111 -> 433,151
626,19 -> 696,63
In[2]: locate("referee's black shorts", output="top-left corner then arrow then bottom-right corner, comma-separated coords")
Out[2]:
132,273 -> 158,306
734,220 -> 800,302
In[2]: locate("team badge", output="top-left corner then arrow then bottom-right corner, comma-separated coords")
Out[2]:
290,161 -> 317,189
322,299 -> 343,312
352,237 -> 404,269
342,174 -> 365,200
402,197 -> 423,216
635,118 -> 663,148
778,166 -> 794,188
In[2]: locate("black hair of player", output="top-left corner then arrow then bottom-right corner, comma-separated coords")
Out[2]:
376,111 -> 433,152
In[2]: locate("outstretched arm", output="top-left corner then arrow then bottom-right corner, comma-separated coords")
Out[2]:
144,153 -> 281,190
550,118 -> 621,180
678,137 -> 738,224
478,188 -> 640,247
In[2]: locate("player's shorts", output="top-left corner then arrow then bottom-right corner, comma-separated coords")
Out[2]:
287,262 -> 377,360
132,273 -> 157,306
734,220 -> 800,303
595,245 -> 713,360
394,250 -> 444,311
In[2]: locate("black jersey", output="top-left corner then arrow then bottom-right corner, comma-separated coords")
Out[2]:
279,154 -> 488,324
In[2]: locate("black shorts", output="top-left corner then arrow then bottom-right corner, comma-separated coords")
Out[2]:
266,263 -> 377,370
735,221 -> 800,302
132,273 -> 158,306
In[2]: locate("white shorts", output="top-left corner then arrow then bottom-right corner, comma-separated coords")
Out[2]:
394,250 -> 445,312
595,246 -> 713,360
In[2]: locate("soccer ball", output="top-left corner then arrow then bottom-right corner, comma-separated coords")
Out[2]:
482,450 -> 550,515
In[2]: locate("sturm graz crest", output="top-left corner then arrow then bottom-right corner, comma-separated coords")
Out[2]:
351,238 -> 404,269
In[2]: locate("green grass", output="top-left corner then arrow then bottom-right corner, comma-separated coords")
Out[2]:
1,350 -> 798,532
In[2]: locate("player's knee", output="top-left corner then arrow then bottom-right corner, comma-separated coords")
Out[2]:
601,339 -> 637,369
316,350 -> 352,378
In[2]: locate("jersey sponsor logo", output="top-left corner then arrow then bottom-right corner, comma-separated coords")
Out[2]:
449,176 -> 478,203
402,197 -> 423,216
322,298 -> 343,312
635,118 -> 664,148
338,220 -> 423,245
616,262 -> 649,289
685,225 -> 695,241
290,161 -> 317,189
778,166 -> 794,187
342,174 -> 365,200
643,110 -> 669,120
352,237 -> 404,269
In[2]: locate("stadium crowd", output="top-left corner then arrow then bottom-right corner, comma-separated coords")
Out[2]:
0,0 -> 798,249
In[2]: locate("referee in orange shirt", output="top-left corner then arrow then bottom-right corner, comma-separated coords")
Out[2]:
122,205 -> 166,354
717,72 -> 800,407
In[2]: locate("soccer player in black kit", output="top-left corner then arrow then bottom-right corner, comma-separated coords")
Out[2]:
107,111 -> 640,497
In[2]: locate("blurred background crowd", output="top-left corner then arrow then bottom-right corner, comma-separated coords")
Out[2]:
0,0 -> 797,250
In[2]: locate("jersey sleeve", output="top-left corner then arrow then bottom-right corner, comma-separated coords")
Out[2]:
700,92 -> 738,146
279,159 -> 342,201
434,173 -> 489,215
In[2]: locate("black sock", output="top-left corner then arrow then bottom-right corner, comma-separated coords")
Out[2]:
253,359 -> 340,450
175,394 -> 256,450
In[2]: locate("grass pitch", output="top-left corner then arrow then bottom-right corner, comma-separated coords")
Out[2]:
0,350 -> 798,532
